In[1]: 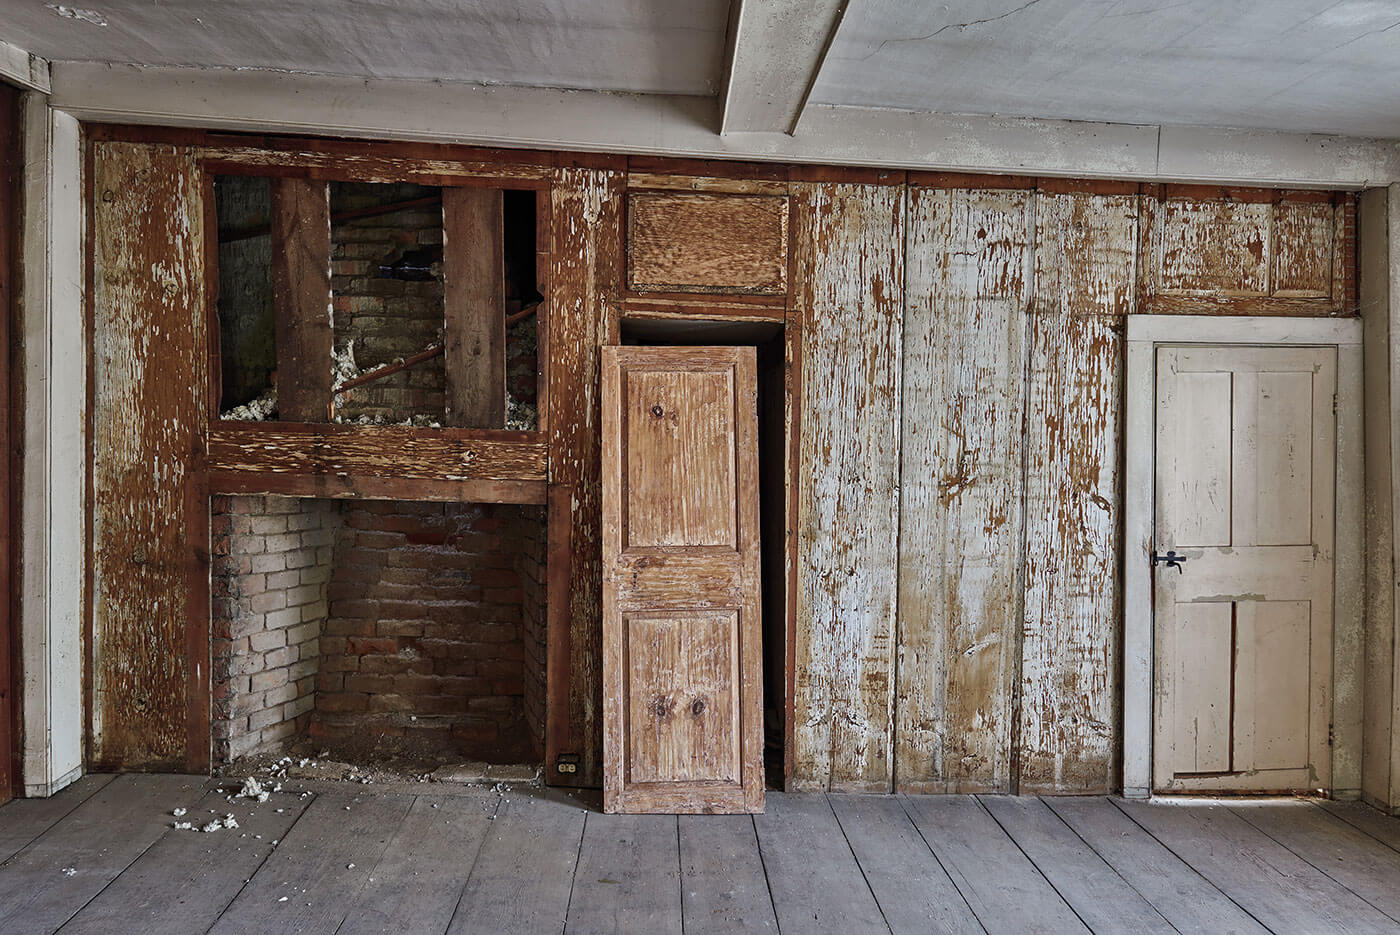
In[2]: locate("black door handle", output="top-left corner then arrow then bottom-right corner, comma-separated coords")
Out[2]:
1152,550 -> 1188,573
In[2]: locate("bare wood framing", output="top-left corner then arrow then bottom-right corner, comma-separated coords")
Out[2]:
1122,314 -> 1363,798
443,187 -> 507,428
270,177 -> 333,421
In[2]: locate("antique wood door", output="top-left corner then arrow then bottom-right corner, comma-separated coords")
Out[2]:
1152,345 -> 1336,792
601,345 -> 764,814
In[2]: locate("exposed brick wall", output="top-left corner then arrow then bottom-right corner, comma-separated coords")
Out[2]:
311,500 -> 541,762
514,505 -> 548,758
211,495 -> 339,764
330,181 -> 446,425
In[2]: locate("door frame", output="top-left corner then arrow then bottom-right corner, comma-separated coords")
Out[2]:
1123,314 -> 1364,798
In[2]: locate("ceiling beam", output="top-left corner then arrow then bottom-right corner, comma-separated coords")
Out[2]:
47,63 -> 1400,188
718,0 -> 848,135
0,37 -> 51,94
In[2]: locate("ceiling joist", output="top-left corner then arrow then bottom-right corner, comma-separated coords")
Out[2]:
718,0 -> 848,135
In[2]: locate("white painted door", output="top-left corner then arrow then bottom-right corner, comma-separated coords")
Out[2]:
1152,345 -> 1335,793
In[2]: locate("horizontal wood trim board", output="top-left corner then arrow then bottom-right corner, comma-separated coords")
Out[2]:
207,425 -> 546,481
206,471 -> 546,505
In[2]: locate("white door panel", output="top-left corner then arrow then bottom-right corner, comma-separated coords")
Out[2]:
1152,344 -> 1335,793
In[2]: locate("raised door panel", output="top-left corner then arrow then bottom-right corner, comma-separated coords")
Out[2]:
602,345 -> 763,814
626,192 -> 788,295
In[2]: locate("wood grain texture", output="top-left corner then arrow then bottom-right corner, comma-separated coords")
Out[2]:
602,346 -> 764,813
567,813 -> 682,935
791,181 -> 904,792
1140,189 -> 1355,316
895,186 -> 1032,794
269,177 -> 332,421
0,82 -> 15,805
91,141 -> 208,769
1018,191 -> 1135,794
678,815 -> 780,933
546,165 -> 624,788
443,186 -> 506,428
627,192 -> 788,295
207,423 -> 545,480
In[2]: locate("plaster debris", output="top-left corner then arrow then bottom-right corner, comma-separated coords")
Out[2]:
60,867 -> 77,876
238,776 -> 271,803
172,807 -> 186,817
199,814 -> 240,833
221,387 -> 277,421
45,5 -> 107,27
172,821 -> 194,830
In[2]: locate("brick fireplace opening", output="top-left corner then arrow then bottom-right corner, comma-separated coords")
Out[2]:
210,494 -> 546,767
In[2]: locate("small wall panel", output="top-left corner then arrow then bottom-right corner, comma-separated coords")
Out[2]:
791,180 -> 904,792
627,192 -> 788,295
1141,189 -> 1354,316
91,141 -> 208,769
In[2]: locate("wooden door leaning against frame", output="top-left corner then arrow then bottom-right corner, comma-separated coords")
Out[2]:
1152,344 -> 1337,793
601,345 -> 764,814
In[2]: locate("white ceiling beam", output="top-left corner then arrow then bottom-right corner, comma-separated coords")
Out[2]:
48,62 -> 1400,188
718,0 -> 848,135
0,37 -> 51,94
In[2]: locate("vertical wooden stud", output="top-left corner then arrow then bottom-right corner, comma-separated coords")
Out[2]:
269,177 -> 332,422
443,187 -> 506,428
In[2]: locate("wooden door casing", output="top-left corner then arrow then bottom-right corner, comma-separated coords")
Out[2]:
1152,344 -> 1336,793
602,345 -> 764,813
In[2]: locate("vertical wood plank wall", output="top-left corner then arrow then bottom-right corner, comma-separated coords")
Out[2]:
83,131 -> 1357,792
90,141 -> 208,769
791,181 -> 906,793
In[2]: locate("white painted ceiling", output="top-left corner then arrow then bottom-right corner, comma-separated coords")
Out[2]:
813,0 -> 1400,137
0,0 -> 731,94
5,0 -> 1400,137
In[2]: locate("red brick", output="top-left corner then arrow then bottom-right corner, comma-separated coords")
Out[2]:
347,636 -> 398,655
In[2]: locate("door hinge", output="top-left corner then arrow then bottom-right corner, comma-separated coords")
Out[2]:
1333,393 -> 1339,414
1328,724 -> 1335,747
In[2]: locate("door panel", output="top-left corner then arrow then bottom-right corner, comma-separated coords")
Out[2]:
1153,345 -> 1334,793
602,346 -> 764,813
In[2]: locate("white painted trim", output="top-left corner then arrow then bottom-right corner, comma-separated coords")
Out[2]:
19,95 -> 85,797
1123,314 -> 1364,799
45,62 -> 1400,188
0,38 -> 51,94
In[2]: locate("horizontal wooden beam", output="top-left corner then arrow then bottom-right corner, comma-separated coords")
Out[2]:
207,471 -> 545,505
48,63 -> 1400,188
207,423 -> 546,482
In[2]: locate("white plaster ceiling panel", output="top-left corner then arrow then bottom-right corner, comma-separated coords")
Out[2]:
812,0 -> 1400,137
0,0 -> 731,94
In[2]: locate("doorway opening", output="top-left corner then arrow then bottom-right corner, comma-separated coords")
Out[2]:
619,317 -> 788,785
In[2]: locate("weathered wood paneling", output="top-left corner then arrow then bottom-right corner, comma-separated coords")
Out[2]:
546,165 -> 624,787
443,187 -> 506,428
627,192 -> 788,295
791,180 -> 904,792
269,178 -> 332,422
206,424 -> 545,479
895,186 -> 1034,794
1018,191 -> 1136,794
91,141 -> 207,769
1140,190 -> 1355,316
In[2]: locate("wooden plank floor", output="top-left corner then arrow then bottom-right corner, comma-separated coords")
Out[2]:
1,777 -> 1398,933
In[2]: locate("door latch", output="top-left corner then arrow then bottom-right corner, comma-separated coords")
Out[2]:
1151,550 -> 1188,573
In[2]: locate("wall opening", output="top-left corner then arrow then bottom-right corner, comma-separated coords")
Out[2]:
210,495 -> 546,770
619,318 -> 788,785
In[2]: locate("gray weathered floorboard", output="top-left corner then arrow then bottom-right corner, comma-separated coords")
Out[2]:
828,793 -> 982,935
678,814 -> 778,934
336,793 -> 498,935
1230,800 -> 1400,922
980,795 -> 1173,935
0,775 -> 116,865
0,773 -> 205,935
446,792 -> 585,935
901,795 -> 1088,934
565,811 -> 681,935
208,791 -> 413,935
1318,800 -> 1400,853
754,792 -> 889,934
1115,798 -> 1400,935
1045,796 -> 1268,935
57,787 -> 311,935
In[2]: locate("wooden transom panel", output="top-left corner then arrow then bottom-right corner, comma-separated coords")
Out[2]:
624,611 -> 740,784
624,368 -> 738,549
627,192 -> 788,295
